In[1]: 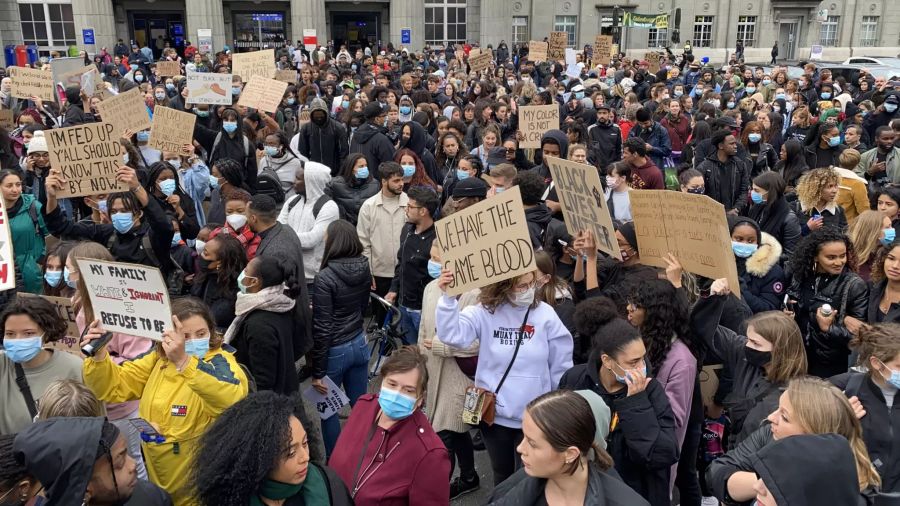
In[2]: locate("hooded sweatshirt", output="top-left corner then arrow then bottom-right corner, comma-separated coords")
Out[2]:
277,161 -> 339,281
349,122 -> 395,179
401,121 -> 442,183
435,294 -> 573,428
292,98 -> 348,173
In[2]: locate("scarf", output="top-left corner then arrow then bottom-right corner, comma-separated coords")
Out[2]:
216,224 -> 261,259
223,284 -> 296,344
247,465 -> 329,506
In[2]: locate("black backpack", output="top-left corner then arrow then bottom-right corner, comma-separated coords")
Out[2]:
286,193 -> 331,217
107,234 -> 184,297
257,167 -> 286,204
282,108 -> 299,139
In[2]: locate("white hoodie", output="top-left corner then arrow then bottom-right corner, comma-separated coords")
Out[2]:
277,161 -> 339,281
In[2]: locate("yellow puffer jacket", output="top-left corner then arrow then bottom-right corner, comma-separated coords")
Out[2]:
83,347 -> 248,506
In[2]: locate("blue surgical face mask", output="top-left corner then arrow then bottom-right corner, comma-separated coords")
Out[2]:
63,267 -> 77,288
158,178 -> 177,197
427,259 -> 442,278
886,103 -> 899,113
748,133 -> 762,144
775,93 -> 786,100
237,270 -> 257,294
134,74 -> 144,83
342,100 -> 350,109
98,200 -> 108,214
3,336 -> 43,363
264,146 -> 279,157
286,97 -> 296,105
209,174 -> 220,190
399,105 -> 412,115
828,136 -> 841,147
166,83 -> 176,91
746,87 -> 756,94
136,131 -> 150,142
231,86 -> 242,96
877,358 -> 900,389
111,212 -> 134,233
378,386 -> 417,420
130,64 -> 138,71
155,92 -> 166,101
882,228 -> 896,246
750,190 -> 765,204
732,241 -> 758,258
763,79 -> 771,86
223,121 -> 238,134
171,233 -> 181,247
184,337 -> 210,359
726,101 -> 736,109
44,269 -> 62,287
821,92 -> 832,100
456,169 -> 470,180
166,159 -> 182,171
402,164 -> 416,178
575,91 -> 585,100
673,90 -> 683,98
355,166 -> 369,180
194,108 -> 210,118
612,362 -> 647,384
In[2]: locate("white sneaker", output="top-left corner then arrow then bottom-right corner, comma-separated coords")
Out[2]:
701,497 -> 720,506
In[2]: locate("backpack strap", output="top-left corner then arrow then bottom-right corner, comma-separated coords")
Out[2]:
14,362 -> 38,419
140,234 -> 161,268
287,194 -> 304,213
312,194 -> 331,219
843,372 -> 866,399
209,132 -> 222,164
27,200 -> 41,237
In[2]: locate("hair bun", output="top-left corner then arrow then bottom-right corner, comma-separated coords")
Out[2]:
574,296 -> 620,337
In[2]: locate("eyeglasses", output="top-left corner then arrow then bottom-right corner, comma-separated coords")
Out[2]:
407,205 -> 423,210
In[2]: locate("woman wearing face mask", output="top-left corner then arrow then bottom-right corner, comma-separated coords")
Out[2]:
441,154 -> 485,207
258,132 -> 304,198
558,296 -> 678,506
152,84 -> 170,108
435,132 -> 463,185
195,107 -> 258,192
434,264 -> 574,486
329,346 -> 450,502
190,233 -> 246,333
604,162 -> 633,224
678,167 -> 705,195
0,296 -> 83,434
394,148 -> 437,192
130,127 -> 162,165
41,240 -> 74,297
323,153 -> 379,226
162,143 -> 209,227
1,169 -> 47,294
82,297 -> 249,506
487,390 -> 650,506
740,121 -> 777,177
211,189 -> 260,261
207,158 -> 250,224
745,171 -> 802,260
706,376 -> 880,505
785,228 -> 867,378
725,216 -> 788,313
397,95 -> 415,123
803,123 -> 846,170
848,210 -> 892,281
794,166 -> 847,234
142,161 -> 200,240
275,86 -> 300,139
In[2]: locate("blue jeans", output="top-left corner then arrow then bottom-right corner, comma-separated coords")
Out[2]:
321,332 -> 371,456
399,305 -> 422,345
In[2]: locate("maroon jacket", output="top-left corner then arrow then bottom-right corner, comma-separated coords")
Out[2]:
631,159 -> 665,190
660,113 -> 691,152
328,394 -> 450,505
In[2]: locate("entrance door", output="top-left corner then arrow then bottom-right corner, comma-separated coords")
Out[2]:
130,12 -> 186,57
331,12 -> 379,52
778,21 -> 798,61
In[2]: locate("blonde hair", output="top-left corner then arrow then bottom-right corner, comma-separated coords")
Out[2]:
568,143 -> 588,159
747,312 -> 807,383
796,167 -> 840,211
37,379 -> 106,419
839,148 -> 861,170
849,210 -> 886,266
786,377 -> 882,490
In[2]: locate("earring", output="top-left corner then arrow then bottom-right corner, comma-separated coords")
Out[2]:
813,261 -> 818,272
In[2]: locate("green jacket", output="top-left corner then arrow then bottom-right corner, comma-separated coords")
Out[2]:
855,146 -> 900,187
9,193 -> 47,294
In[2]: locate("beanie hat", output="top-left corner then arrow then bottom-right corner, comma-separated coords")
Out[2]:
28,131 -> 48,154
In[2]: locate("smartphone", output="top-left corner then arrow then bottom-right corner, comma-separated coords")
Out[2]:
558,239 -> 568,247
130,418 -> 166,444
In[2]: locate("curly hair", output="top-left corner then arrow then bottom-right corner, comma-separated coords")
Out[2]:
478,271 -> 540,313
191,391 -> 323,506
870,238 -> 900,283
796,167 -> 840,211
790,228 -> 857,285
0,294 -> 69,344
627,279 -> 698,374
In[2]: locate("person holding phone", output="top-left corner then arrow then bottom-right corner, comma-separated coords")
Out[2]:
793,167 -> 847,235
856,126 -> 900,190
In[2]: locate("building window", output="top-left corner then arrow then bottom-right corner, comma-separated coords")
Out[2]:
554,15 -> 577,46
425,0 -> 466,46
18,2 -> 75,49
648,27 -> 668,47
860,16 -> 878,47
736,16 -> 756,46
693,16 -> 713,48
231,12 -> 287,49
819,15 -> 839,46
511,16 -> 529,45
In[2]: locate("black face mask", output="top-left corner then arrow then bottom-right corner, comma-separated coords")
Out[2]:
198,257 -> 212,271
744,346 -> 772,368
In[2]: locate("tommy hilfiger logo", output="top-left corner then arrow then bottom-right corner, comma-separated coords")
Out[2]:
171,405 -> 188,417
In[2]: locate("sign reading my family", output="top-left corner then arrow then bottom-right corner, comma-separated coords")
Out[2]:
75,258 -> 173,340
434,186 -> 535,296
45,122 -> 129,198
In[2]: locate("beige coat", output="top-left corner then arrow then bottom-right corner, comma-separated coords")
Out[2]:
418,280 -> 480,433
357,191 -> 409,277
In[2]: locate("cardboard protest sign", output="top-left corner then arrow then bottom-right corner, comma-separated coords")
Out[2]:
0,109 -> 14,132
302,375 -> 350,420
434,186 -> 536,296
645,52 -> 661,74
8,67 -> 54,101
468,48 -> 492,73
50,57 -> 87,88
46,122 -> 128,198
96,88 -> 152,137
232,49 -> 276,81
74,258 -> 172,340
59,65 -> 94,89
148,106 -> 196,153
518,105 -> 559,149
548,32 -> 568,61
274,69 -> 297,83
19,294 -> 80,355
0,199 -> 15,290
156,60 -> 181,77
237,76 -> 288,113
593,35 -> 613,66
186,72 -> 232,105
546,157 -> 619,260
528,41 -> 548,62
629,190 -> 741,297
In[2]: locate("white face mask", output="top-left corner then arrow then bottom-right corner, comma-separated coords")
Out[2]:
606,175 -> 619,190
509,286 -> 535,307
226,213 -> 248,230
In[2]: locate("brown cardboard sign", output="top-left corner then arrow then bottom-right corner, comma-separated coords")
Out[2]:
468,48 -> 492,73
156,60 -> 182,77
95,88 -> 152,137
275,69 -> 298,83
593,35 -> 613,66
148,105 -> 196,153
518,105 -> 559,149
237,76 -> 289,113
46,122 -> 129,197
548,32 -> 568,61
232,49 -> 276,81
9,66 -> 55,101
528,41 -> 548,63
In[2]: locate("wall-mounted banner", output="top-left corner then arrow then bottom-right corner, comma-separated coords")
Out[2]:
622,12 -> 669,28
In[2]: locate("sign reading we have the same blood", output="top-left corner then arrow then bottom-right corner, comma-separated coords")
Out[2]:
75,258 -> 172,340
46,122 -> 129,198
434,186 -> 535,296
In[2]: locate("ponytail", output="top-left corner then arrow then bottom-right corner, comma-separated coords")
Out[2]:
590,442 -> 613,471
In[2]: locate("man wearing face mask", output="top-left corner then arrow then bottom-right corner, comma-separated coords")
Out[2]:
293,98 -> 348,173
863,92 -> 900,141
349,102 -> 396,179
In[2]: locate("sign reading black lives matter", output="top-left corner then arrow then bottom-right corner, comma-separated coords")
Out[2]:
434,186 -> 536,296
546,157 -> 619,260
46,122 -> 129,198
75,258 -> 172,340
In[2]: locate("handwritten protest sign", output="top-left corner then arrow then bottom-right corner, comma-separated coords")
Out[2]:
156,60 -> 181,77
0,109 -> 14,131
96,88 -> 152,137
518,105 -> 559,149
186,72 -> 232,105
232,49 -> 275,81
275,69 -> 297,83
546,157 -> 619,260
302,375 -> 350,420
75,258 -> 172,340
594,35 -> 613,66
237,76 -> 288,113
645,52 -> 661,74
46,122 -> 128,198
59,65 -> 94,90
79,67 -> 106,98
50,57 -> 86,88
148,106 -> 196,153
434,186 -> 535,296
9,67 -> 54,101
548,32 -> 568,61
629,190 -> 741,297
0,199 -> 15,290
19,294 -> 80,355
528,41 -> 548,62
468,48 -> 492,73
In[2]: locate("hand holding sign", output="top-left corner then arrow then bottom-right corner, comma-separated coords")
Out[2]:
45,168 -> 67,198
162,315 -> 188,368
116,166 -> 140,190
437,267 -> 454,293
